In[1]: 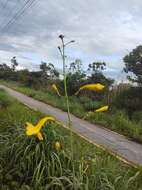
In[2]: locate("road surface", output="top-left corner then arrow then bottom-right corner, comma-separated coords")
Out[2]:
1,84 -> 142,167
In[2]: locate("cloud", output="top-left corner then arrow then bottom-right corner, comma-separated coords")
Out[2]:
0,0 -> 142,79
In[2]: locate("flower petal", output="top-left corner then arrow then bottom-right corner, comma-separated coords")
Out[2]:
75,83 -> 105,95
37,132 -> 43,140
52,84 -> 61,96
35,116 -> 55,131
95,105 -> 109,112
26,122 -> 36,136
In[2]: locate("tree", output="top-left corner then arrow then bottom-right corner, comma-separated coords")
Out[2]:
88,62 -> 106,73
86,61 -> 113,101
40,62 -> 59,80
0,63 -> 11,79
113,87 -> 142,117
123,45 -> 142,85
17,69 -> 30,84
87,61 -> 113,87
40,62 -> 48,79
66,72 -> 86,95
11,56 -> 18,71
27,71 -> 43,89
69,59 -> 83,73
47,63 -> 59,79
60,59 -> 85,95
58,60 -> 85,95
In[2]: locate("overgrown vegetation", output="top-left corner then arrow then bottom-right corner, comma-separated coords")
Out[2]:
1,89 -> 142,190
2,80 -> 142,143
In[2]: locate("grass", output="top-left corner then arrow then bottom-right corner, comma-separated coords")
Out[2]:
87,111 -> 142,143
0,89 -> 142,189
1,80 -> 85,117
1,80 -> 142,144
0,88 -> 12,109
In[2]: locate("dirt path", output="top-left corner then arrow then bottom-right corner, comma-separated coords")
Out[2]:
1,84 -> 142,167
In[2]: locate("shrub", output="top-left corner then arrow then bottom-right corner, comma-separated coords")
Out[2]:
113,87 -> 142,117
132,111 -> 142,123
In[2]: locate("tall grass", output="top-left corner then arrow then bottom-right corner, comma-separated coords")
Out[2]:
87,110 -> 142,143
0,88 -> 12,109
0,90 -> 142,190
0,90 -> 142,189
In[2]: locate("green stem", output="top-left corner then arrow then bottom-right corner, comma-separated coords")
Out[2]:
62,43 -> 75,176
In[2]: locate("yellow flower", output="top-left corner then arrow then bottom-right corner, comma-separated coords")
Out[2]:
83,106 -> 109,119
75,83 -> 105,95
52,84 -> 61,96
95,105 -> 109,112
54,141 -> 61,151
25,116 -> 55,140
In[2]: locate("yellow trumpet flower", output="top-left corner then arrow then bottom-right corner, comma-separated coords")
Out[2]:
75,83 -> 105,95
83,106 -> 109,119
54,141 -> 61,151
25,116 -> 55,140
95,105 -> 109,112
52,84 -> 61,97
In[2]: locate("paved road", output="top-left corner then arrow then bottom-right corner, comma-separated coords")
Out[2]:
1,85 -> 142,167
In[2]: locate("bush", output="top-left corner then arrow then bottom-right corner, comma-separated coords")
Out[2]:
113,87 -> 142,117
132,111 -> 142,123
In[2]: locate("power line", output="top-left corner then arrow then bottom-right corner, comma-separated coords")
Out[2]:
1,0 -> 36,32
0,0 -> 27,28
0,0 -> 37,33
0,0 -> 29,31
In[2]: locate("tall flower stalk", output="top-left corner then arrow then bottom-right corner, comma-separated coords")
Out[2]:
58,34 -> 75,170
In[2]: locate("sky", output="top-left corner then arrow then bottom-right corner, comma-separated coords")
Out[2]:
0,0 -> 142,81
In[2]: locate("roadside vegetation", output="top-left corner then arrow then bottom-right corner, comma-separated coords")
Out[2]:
1,89 -> 142,190
1,80 -> 142,143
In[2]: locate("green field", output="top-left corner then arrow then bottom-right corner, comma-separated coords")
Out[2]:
0,89 -> 142,190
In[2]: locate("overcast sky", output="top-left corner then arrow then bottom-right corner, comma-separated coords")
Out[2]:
0,0 -> 142,80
